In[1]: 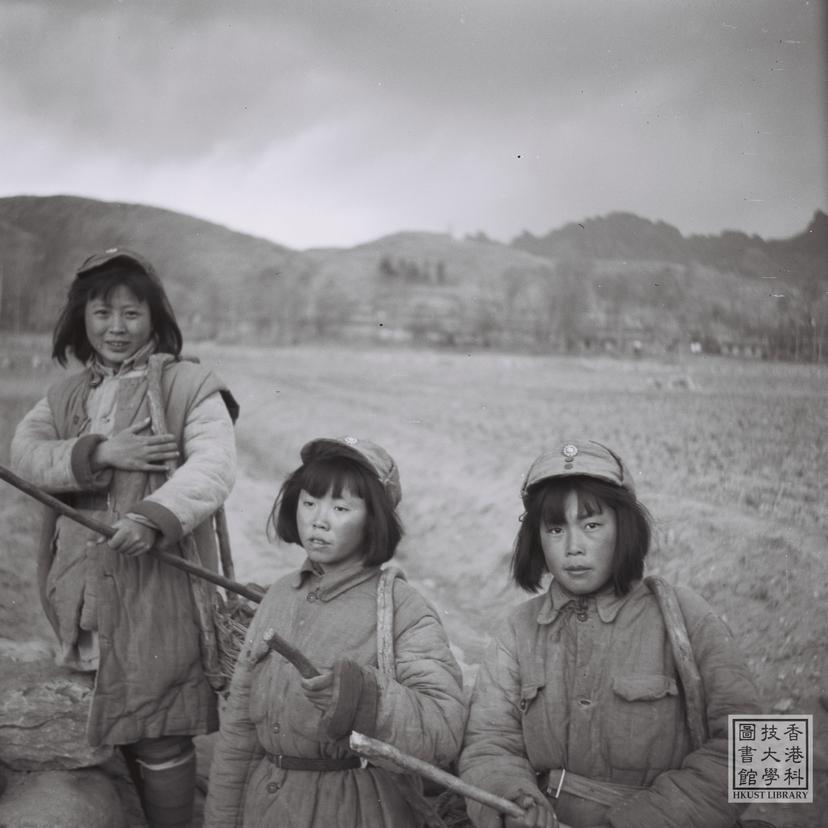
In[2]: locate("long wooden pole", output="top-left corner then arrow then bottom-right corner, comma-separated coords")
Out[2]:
2,465 -> 334,682
0,463 -> 263,603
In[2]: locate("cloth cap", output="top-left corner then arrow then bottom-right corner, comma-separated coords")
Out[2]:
76,247 -> 158,280
300,436 -> 402,507
521,440 -> 635,503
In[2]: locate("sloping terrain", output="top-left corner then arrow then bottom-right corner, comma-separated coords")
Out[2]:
1,196 -> 825,357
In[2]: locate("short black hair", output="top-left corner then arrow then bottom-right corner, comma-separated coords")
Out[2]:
52,262 -> 182,366
268,455 -> 403,567
511,475 -> 651,595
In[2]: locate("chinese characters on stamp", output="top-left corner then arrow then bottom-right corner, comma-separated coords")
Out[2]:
729,714 -> 813,803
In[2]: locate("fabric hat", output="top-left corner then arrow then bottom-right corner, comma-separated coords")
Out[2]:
76,248 -> 158,280
520,439 -> 635,503
300,436 -> 402,507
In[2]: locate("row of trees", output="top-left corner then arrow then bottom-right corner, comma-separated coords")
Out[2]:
378,256 -> 447,285
3,255 -> 826,362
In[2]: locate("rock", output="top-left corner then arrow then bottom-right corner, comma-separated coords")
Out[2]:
0,648 -> 113,771
98,755 -> 148,828
0,769 -> 128,828
0,637 -> 55,663
772,697 -> 795,713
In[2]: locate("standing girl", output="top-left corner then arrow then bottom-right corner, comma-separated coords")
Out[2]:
205,436 -> 467,827
459,440 -> 761,828
11,248 -> 238,828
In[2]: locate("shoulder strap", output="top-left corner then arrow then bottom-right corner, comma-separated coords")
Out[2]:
376,565 -> 406,679
146,354 -> 225,689
373,567 -> 449,827
644,575 -> 708,750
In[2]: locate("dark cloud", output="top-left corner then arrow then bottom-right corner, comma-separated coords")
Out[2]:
0,0 -> 823,245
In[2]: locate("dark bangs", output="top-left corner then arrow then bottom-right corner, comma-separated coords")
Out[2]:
294,457 -> 375,502
268,455 -> 403,567
538,481 -> 609,530
52,264 -> 182,366
511,475 -> 652,596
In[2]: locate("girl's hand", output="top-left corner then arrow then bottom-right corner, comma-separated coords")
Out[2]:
93,417 -> 179,472
107,517 -> 158,557
505,792 -> 559,828
300,669 -> 335,713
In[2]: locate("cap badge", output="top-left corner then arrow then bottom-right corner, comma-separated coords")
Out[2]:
561,443 -> 579,460
343,436 -> 359,445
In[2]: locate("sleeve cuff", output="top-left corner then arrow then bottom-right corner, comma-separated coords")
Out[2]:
125,512 -> 159,531
70,434 -> 113,489
321,659 -> 379,741
130,500 -> 184,542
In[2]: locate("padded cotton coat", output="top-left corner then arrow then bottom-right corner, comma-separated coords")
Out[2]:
459,579 -> 761,828
205,559 -> 467,828
10,355 -> 237,746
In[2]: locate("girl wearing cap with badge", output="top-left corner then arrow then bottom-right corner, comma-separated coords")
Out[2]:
11,249 -> 238,828
205,436 -> 466,828
459,440 -> 761,828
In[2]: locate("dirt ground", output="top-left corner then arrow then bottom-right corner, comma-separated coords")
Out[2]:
1,337 -> 825,826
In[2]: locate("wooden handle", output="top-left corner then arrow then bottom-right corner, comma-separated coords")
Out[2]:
262,627 -> 320,679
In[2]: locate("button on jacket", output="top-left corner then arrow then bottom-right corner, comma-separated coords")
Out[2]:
459,579 -> 761,828
205,558 -> 467,828
11,353 -> 237,746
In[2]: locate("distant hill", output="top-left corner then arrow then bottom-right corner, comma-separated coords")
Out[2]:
512,209 -> 828,292
1,195 -> 826,360
0,195 -> 300,339
509,209 -> 828,359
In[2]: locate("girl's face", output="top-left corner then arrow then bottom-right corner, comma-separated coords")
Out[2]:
296,485 -> 367,574
84,284 -> 153,368
541,490 -> 617,595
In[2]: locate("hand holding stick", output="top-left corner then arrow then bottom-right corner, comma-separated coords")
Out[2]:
261,627 -> 320,679
348,732 -> 571,827
0,463 -> 263,604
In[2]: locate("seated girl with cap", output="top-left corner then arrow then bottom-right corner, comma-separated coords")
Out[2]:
205,436 -> 467,828
459,440 -> 761,828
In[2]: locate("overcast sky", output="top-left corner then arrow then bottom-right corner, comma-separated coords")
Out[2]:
0,0 -> 824,249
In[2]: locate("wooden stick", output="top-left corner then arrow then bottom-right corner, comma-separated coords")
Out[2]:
262,627 -> 320,679
146,360 -> 177,475
2,465 -> 335,683
0,463 -> 264,604
214,506 -> 236,581
1,465 -> 329,684
349,732 -> 529,821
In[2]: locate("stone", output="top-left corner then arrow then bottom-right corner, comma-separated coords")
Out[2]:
0,642 -> 113,771
0,769 -> 128,828
772,697 -> 794,713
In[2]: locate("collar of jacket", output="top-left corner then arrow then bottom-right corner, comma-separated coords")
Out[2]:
290,557 -> 380,601
87,338 -> 158,387
537,579 -> 643,625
